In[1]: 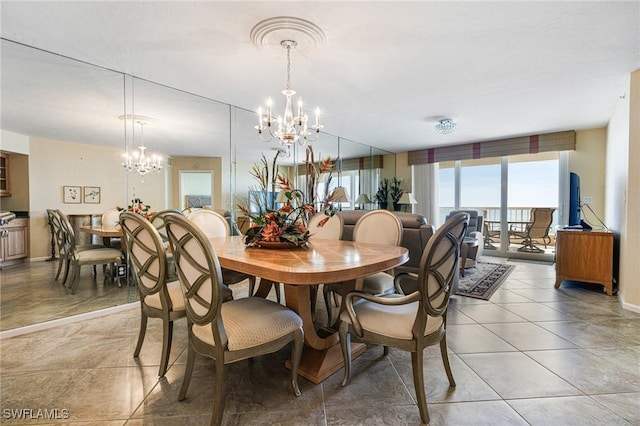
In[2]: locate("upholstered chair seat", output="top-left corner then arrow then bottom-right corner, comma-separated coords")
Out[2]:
143,280 -> 186,312
192,297 -> 302,351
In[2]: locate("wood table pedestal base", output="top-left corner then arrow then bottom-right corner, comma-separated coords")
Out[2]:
286,340 -> 366,384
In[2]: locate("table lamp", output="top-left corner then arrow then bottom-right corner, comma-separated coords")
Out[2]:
354,193 -> 372,210
398,192 -> 418,212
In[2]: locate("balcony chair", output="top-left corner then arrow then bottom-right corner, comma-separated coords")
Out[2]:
510,207 -> 556,253
119,212 -> 186,377
186,209 -> 258,301
164,214 -> 304,426
338,212 -> 468,424
323,210 -> 403,325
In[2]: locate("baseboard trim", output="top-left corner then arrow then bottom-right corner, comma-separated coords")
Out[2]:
619,293 -> 640,313
0,302 -> 138,339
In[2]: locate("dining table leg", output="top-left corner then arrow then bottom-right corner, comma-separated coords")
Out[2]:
254,278 -> 365,384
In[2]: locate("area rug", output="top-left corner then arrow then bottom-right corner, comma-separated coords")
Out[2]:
455,262 -> 515,300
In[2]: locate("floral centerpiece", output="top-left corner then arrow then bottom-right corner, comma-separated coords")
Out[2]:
117,197 -> 154,220
237,149 -> 335,248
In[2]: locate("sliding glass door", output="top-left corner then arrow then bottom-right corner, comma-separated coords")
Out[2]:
438,152 -> 560,260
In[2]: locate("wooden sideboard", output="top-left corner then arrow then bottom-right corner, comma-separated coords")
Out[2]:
554,229 -> 614,295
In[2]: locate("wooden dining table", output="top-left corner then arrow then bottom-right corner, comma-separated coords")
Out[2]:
209,235 -> 409,384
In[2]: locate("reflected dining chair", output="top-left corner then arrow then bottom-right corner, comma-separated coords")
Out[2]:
323,210 -> 403,324
58,211 -> 124,294
120,212 -> 186,377
339,212 -> 469,424
47,209 -> 102,285
164,214 -> 304,426
186,209 -> 258,301
100,208 -> 123,248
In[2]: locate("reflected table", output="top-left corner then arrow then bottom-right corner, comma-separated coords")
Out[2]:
79,225 -> 122,248
210,235 -> 409,383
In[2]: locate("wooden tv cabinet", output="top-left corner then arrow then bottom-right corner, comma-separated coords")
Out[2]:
554,229 -> 614,295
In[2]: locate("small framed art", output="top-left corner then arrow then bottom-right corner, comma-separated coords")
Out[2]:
63,186 -> 82,204
83,186 -> 101,204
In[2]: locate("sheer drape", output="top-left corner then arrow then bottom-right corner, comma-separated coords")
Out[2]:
413,163 -> 439,225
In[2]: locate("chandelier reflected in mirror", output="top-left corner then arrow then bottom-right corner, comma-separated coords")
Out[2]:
256,40 -> 323,148
120,114 -> 163,179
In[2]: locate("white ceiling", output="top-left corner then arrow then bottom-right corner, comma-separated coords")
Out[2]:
1,1 -> 638,158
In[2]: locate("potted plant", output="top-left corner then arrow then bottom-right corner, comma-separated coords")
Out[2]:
390,177 -> 404,211
375,178 -> 390,210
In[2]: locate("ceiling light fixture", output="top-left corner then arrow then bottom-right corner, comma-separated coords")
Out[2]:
256,39 -> 323,148
435,118 -> 457,135
119,114 -> 163,180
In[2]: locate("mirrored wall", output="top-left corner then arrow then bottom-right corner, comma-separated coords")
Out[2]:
0,38 -> 395,331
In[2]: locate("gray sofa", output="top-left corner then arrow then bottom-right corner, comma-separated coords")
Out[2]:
336,210 -> 435,275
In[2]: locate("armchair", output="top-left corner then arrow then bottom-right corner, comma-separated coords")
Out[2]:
445,209 -> 483,270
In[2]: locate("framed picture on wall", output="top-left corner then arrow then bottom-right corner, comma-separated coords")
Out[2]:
83,186 -> 101,204
63,186 -> 81,204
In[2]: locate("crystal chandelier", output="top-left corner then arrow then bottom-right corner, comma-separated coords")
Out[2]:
120,115 -> 162,179
436,118 -> 457,135
256,40 -> 323,147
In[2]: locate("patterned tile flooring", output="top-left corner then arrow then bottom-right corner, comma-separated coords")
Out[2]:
1,258 -> 639,425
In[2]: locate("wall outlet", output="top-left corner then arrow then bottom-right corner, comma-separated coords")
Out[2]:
583,195 -> 593,205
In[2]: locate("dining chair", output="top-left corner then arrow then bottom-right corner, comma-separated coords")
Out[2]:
307,213 -> 344,320
149,209 -> 184,242
186,209 -> 259,301
150,209 -> 184,279
164,214 -> 304,426
58,211 -> 124,294
339,212 -> 469,424
323,210 -> 403,324
119,211 -> 186,377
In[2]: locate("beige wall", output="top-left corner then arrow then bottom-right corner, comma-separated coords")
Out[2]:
608,69 -> 640,309
623,69 -> 640,308
568,128 -> 607,223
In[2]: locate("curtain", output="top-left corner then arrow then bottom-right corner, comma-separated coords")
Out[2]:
413,163 -> 439,225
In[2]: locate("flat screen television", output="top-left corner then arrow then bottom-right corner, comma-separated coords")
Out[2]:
569,172 -> 581,226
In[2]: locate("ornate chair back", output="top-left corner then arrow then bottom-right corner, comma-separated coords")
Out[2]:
308,213 -> 343,240
353,210 -> 402,245
186,209 -> 229,239
120,212 -> 172,310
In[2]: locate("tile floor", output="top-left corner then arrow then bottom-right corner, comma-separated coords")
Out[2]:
1,258 -> 639,425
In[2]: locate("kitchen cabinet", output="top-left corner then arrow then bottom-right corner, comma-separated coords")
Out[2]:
0,153 -> 10,196
0,218 -> 29,264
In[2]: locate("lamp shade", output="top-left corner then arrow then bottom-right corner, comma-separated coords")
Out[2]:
398,192 -> 418,204
354,194 -> 372,204
330,186 -> 351,203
